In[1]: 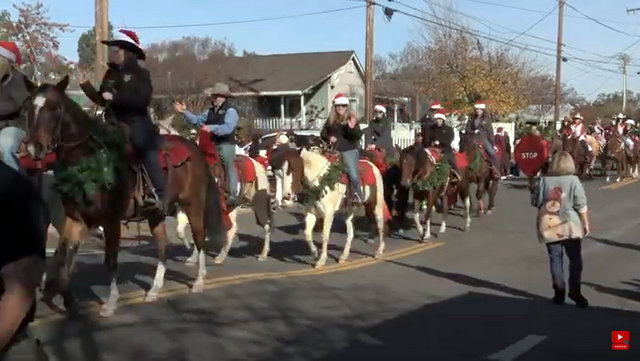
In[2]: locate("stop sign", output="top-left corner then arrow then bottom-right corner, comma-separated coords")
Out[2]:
514,135 -> 546,177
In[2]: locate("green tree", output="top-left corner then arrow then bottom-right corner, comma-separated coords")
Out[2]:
77,23 -> 113,71
0,10 -> 11,41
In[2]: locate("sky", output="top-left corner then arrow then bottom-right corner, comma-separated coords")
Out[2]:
7,0 -> 640,100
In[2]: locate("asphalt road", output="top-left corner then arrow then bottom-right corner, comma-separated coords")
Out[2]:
30,176 -> 640,361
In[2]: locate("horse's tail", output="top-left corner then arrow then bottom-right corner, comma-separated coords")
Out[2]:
204,173 -> 225,246
249,157 -> 272,227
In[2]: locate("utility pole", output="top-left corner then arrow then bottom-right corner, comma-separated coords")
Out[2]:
94,0 -> 108,83
620,53 -> 630,113
553,0 -> 564,128
364,0 -> 374,122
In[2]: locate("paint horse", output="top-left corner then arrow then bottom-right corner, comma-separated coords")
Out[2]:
456,132 -> 499,230
298,148 -> 389,268
398,146 -> 451,241
25,76 -> 224,317
180,129 -> 273,264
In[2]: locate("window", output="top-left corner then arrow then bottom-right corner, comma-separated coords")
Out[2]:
349,98 -> 358,118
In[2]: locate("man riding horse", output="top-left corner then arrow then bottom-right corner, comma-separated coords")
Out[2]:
422,111 -> 459,179
174,82 -> 239,207
80,29 -> 167,214
465,100 -> 499,178
0,41 -> 30,172
615,113 -> 635,158
420,100 -> 443,138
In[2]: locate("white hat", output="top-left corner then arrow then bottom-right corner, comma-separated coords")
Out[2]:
573,113 -> 583,120
625,119 -> 635,126
617,113 -> 626,119
474,101 -> 486,109
374,104 -> 386,114
433,112 -> 446,120
333,93 -> 349,106
276,134 -> 289,145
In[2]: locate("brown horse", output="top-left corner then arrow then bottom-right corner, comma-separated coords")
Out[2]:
398,146 -> 450,241
562,136 -> 590,178
604,134 -> 637,182
24,76 -> 223,317
457,133 -> 499,230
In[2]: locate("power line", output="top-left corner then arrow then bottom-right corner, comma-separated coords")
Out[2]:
379,2 -> 628,75
564,2 -> 640,38
67,5 -> 365,29
504,4 -> 557,44
464,0 -> 638,26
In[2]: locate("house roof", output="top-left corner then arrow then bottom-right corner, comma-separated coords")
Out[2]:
374,78 -> 415,98
214,51 -> 363,95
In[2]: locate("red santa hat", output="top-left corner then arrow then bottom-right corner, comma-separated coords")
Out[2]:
429,101 -> 442,110
102,29 -> 146,60
474,101 -> 486,109
374,104 -> 386,114
433,112 -> 446,120
333,93 -> 349,106
572,113 -> 583,120
0,41 -> 21,65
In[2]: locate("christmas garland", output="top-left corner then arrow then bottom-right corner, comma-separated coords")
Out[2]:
301,160 -> 345,207
54,123 -> 127,206
467,147 -> 482,171
415,157 -> 450,191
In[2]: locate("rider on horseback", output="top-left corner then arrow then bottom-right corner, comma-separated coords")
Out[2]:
0,41 -> 31,172
321,93 -> 363,205
615,113 -> 635,158
83,29 -> 167,213
423,111 -> 459,179
420,100 -> 443,136
365,104 -> 396,163
465,100 -> 499,178
569,113 -> 592,156
174,83 -> 239,207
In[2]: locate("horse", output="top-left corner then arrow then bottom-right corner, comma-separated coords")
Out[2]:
398,146 -> 450,241
561,135 -> 591,178
298,148 -> 387,268
457,132 -> 499,230
584,134 -> 601,176
603,133 -> 638,182
24,76 -> 224,317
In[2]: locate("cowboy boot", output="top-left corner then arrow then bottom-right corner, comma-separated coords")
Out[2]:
552,286 -> 566,305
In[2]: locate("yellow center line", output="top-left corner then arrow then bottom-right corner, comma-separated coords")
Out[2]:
600,178 -> 639,190
32,241 -> 444,326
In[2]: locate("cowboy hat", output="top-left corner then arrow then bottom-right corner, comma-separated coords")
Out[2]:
616,113 -> 626,119
276,134 -> 289,145
625,119 -> 635,126
204,82 -> 232,97
102,29 -> 146,60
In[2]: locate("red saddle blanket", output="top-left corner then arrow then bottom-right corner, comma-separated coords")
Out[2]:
157,135 -> 192,169
18,152 -> 58,171
338,160 -> 378,186
426,148 -> 442,162
363,149 -> 386,173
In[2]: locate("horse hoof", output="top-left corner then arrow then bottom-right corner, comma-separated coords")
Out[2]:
374,252 -> 383,260
99,305 -> 116,318
145,292 -> 159,303
338,257 -> 349,264
314,260 -> 326,269
185,258 -> 197,266
213,256 -> 225,265
191,282 -> 204,294
257,255 -> 268,262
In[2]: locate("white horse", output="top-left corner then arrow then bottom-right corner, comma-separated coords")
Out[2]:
181,155 -> 273,263
299,149 -> 386,268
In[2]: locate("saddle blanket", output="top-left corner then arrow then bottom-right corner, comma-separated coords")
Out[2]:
157,135 -> 192,169
338,159 -> 378,186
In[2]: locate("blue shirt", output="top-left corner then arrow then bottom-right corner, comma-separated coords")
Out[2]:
182,105 -> 238,136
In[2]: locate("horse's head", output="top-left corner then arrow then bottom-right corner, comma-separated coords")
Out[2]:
399,148 -> 417,188
24,75 -> 75,160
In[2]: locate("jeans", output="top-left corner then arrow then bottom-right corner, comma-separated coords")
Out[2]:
215,142 -> 238,199
128,118 -> 166,200
341,149 -> 363,200
0,126 -> 25,172
482,137 -> 497,168
546,239 -> 583,293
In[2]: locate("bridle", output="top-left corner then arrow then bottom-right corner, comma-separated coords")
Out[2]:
31,97 -> 92,157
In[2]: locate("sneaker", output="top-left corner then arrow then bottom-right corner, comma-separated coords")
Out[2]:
568,292 -> 589,308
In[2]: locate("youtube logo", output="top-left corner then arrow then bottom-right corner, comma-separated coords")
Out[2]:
612,331 -> 629,350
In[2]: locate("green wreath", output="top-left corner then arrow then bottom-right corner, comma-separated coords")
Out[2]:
415,157 -> 451,191
301,160 -> 345,207
467,147 -> 482,171
54,123 -> 127,206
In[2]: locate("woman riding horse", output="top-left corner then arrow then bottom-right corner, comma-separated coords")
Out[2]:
80,29 -> 167,213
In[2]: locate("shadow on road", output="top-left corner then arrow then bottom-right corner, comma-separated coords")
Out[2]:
583,280 -> 640,303
588,236 -> 640,252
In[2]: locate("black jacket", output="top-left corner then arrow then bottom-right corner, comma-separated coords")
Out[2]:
0,68 -> 31,130
465,113 -> 495,144
81,59 -> 152,124
321,119 -> 362,152
365,117 -> 394,153
423,123 -> 455,150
